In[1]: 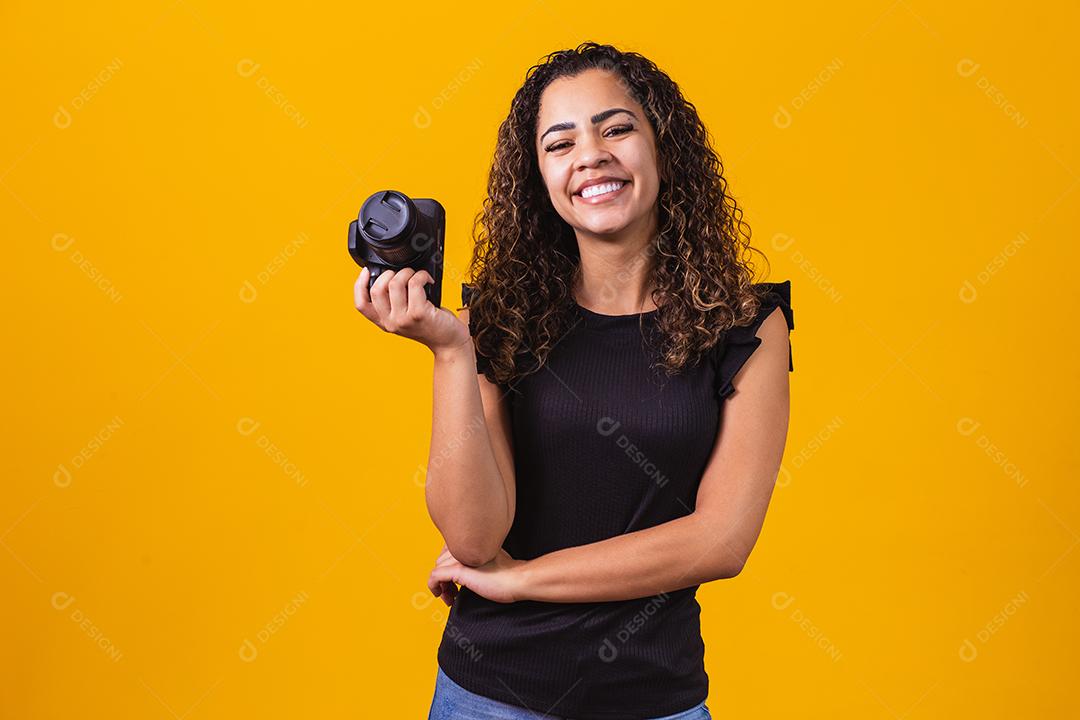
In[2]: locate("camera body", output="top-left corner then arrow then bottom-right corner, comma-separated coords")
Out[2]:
348,190 -> 445,308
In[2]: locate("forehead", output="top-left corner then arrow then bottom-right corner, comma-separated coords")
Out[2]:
536,68 -> 640,130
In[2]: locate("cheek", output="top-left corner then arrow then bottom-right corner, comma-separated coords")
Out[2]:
542,165 -> 572,204
633,143 -> 660,182
635,149 -> 661,196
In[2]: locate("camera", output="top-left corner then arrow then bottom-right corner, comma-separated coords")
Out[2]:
348,190 -> 445,308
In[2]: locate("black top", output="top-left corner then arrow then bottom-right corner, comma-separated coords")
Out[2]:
437,281 -> 794,720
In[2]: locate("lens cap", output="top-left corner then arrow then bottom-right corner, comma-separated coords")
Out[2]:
358,190 -> 416,245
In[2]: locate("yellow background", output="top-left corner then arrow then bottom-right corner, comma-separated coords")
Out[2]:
4,1 -> 1078,716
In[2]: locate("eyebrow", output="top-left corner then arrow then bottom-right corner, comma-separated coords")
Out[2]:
539,107 -> 637,142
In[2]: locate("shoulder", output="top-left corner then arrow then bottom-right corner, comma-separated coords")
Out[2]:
757,303 -> 790,345
749,280 -> 794,355
750,280 -> 794,332
730,280 -> 794,342
713,280 -> 795,400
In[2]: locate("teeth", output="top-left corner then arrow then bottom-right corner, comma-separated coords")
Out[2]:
579,181 -> 625,199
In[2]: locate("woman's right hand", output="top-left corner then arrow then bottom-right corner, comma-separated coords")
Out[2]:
354,266 -> 471,356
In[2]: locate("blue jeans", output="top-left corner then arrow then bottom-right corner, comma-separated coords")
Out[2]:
427,666 -> 712,720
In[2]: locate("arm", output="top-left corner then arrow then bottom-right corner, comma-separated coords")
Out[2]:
504,307 -> 792,602
425,306 -> 517,567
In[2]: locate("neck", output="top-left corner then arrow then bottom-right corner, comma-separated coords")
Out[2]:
572,209 -> 659,315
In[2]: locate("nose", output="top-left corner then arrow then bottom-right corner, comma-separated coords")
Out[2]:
574,136 -> 613,171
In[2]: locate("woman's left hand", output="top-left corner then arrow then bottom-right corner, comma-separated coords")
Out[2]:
427,546 -> 528,605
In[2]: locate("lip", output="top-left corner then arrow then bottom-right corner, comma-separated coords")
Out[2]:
573,177 -> 631,204
573,175 -> 630,196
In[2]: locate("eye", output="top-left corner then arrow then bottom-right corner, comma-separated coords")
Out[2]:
544,124 -> 634,153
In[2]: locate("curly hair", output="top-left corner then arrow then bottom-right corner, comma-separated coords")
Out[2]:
463,41 -> 771,387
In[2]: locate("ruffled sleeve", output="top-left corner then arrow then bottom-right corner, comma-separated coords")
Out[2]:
715,280 -> 794,401
460,282 -> 492,376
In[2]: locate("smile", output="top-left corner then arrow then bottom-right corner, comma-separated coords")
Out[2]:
575,180 -> 629,204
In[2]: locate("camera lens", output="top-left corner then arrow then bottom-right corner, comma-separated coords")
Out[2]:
358,190 -> 426,267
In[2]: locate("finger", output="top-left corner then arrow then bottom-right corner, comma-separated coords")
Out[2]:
407,271 -> 433,320
353,267 -> 370,310
429,575 -> 456,599
369,269 -> 395,320
354,268 -> 381,325
373,268 -> 403,321
439,545 -> 462,563
430,565 -> 458,586
428,573 -> 440,596
387,268 -> 415,319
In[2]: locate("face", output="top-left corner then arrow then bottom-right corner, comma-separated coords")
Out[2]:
535,68 -> 661,239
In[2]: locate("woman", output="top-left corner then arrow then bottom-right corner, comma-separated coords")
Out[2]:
354,42 -> 795,720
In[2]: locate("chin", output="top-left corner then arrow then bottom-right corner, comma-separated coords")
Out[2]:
583,223 -> 628,236
574,210 -> 636,236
